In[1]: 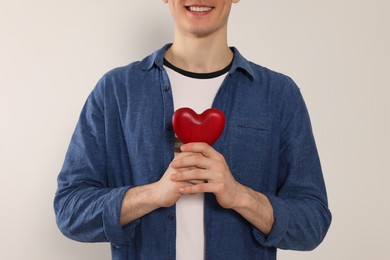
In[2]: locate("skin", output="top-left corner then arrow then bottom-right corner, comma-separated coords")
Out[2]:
120,0 -> 274,235
163,0 -> 239,73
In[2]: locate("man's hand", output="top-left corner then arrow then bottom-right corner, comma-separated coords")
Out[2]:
120,152 -> 194,226
170,142 -> 274,235
170,142 -> 241,209
153,153 -> 196,208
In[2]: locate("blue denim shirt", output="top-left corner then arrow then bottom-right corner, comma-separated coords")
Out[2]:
54,44 -> 331,260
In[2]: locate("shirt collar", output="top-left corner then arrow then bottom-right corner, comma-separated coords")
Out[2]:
142,43 -> 255,80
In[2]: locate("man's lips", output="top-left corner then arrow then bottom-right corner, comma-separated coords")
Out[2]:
185,5 -> 214,13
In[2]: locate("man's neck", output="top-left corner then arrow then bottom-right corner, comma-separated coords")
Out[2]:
165,33 -> 233,74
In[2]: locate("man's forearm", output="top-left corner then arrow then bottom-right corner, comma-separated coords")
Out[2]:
232,184 -> 274,235
120,183 -> 160,226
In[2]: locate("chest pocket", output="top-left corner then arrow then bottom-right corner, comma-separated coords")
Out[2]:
220,118 -> 272,190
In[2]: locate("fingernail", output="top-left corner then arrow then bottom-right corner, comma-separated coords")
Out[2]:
180,144 -> 187,151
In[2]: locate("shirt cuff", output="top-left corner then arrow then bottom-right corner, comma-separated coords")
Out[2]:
102,186 -> 141,247
251,194 -> 289,247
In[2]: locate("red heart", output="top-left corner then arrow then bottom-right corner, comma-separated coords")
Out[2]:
172,107 -> 226,145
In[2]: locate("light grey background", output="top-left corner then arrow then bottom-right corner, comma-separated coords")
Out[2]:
1,0 -> 389,259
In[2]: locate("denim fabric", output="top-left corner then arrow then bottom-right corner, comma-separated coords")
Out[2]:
54,44 -> 331,260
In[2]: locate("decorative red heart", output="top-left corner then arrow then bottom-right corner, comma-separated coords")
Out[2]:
172,107 -> 226,145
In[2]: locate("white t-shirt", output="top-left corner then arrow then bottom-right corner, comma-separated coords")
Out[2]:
164,59 -> 230,260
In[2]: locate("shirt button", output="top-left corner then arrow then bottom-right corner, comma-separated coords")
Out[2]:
164,85 -> 170,91
168,213 -> 174,220
166,124 -> 173,130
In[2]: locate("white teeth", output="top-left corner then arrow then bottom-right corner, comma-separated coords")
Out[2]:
189,6 -> 212,12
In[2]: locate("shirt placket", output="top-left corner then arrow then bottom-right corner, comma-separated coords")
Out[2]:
159,67 -> 176,260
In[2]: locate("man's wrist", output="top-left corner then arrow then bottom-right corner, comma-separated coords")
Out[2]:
231,183 -> 256,210
231,184 -> 274,235
120,183 -> 160,226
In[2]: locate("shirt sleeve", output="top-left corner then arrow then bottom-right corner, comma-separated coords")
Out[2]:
53,80 -> 140,247
252,82 -> 332,250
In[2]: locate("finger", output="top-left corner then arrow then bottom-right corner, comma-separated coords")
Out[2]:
171,169 -> 213,182
171,153 -> 212,169
187,179 -> 206,185
173,151 -> 198,160
169,152 -> 198,170
180,142 -> 223,160
179,182 -> 224,194
169,175 -> 204,186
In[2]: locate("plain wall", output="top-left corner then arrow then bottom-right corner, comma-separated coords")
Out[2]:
1,0 -> 389,259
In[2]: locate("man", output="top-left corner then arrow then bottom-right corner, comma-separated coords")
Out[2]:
54,1 -> 332,259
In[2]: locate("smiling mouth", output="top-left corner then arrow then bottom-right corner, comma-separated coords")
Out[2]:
185,6 -> 214,13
